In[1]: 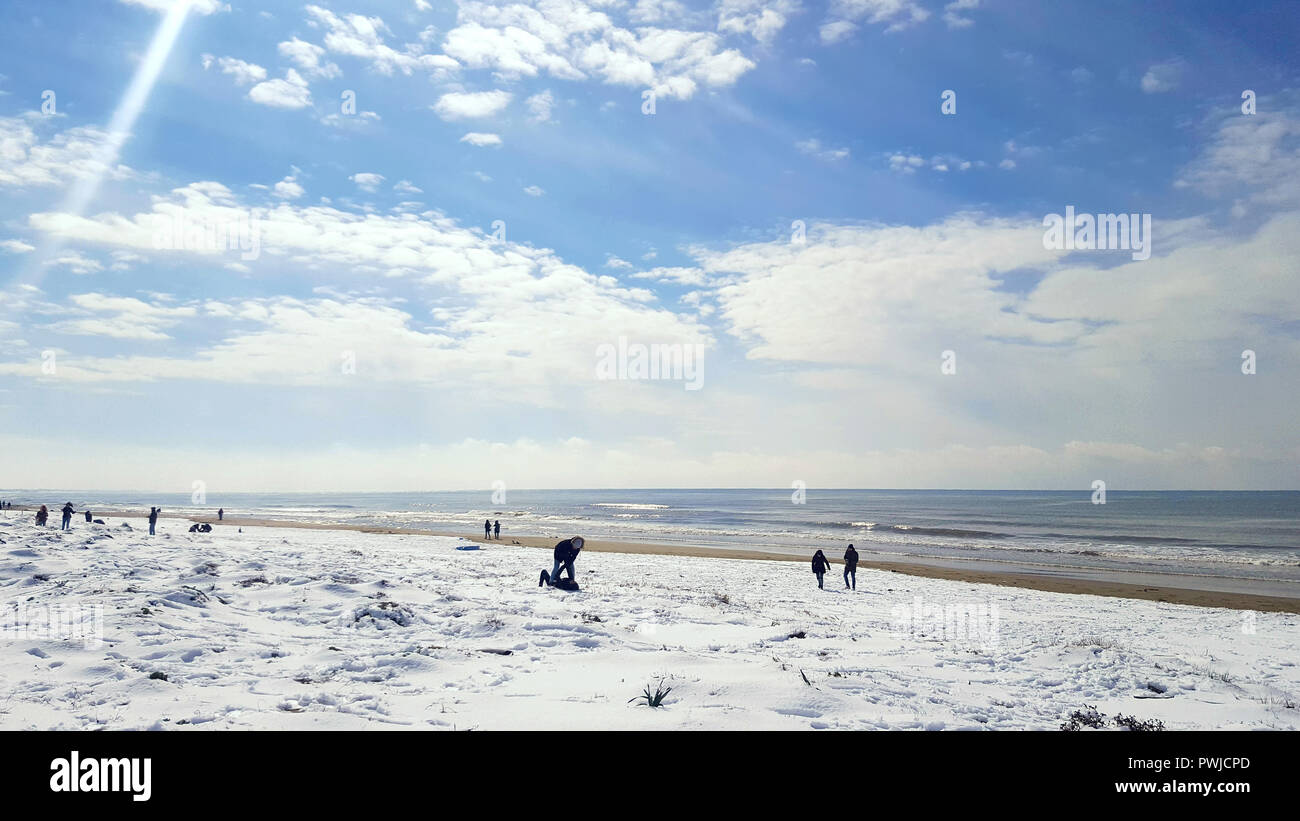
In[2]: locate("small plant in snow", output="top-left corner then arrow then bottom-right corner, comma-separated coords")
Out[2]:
629,679 -> 672,708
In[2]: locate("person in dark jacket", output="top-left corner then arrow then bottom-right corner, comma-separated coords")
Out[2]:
493,519 -> 500,539
84,509 -> 93,523
35,505 -> 48,526
148,506 -> 160,535
218,508 -> 224,521
61,502 -> 75,531
843,544 -> 859,589
548,536 -> 585,585
484,519 -> 491,539
812,549 -> 831,589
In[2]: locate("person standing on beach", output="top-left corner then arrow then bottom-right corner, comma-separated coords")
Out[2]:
548,536 -> 584,586
811,549 -> 831,589
218,508 -> 224,521
493,519 -> 500,540
843,544 -> 859,590
84,509 -> 93,523
148,506 -> 160,536
35,505 -> 48,526
60,502 -> 75,531
484,519 -> 491,539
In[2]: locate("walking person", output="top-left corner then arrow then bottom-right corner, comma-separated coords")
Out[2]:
148,506 -> 160,536
812,549 -> 831,589
218,508 -> 223,521
61,502 -> 75,531
493,519 -> 500,540
843,543 -> 859,590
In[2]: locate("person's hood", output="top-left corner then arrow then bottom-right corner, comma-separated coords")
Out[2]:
571,536 -> 584,549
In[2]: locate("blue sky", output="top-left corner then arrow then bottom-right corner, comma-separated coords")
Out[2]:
0,0 -> 1297,491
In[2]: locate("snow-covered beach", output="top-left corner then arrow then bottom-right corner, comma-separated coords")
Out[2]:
2,514 -> 1297,730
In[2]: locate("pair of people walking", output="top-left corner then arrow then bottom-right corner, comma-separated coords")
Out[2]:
484,519 -> 500,539
811,544 -> 859,590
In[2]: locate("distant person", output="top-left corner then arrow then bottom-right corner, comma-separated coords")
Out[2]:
84,510 -> 93,523
484,519 -> 491,539
218,508 -> 224,521
542,536 -> 585,587
811,549 -> 831,589
493,519 -> 500,540
35,505 -> 48,526
843,544 -> 859,590
148,506 -> 160,536
61,502 -> 75,531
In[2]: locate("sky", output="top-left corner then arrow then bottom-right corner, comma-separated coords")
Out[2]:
0,0 -> 1297,492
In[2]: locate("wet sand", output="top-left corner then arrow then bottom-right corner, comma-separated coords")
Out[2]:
12,506 -> 1299,613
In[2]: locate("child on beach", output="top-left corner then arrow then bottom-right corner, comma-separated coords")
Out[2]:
812,549 -> 831,589
35,505 -> 48,526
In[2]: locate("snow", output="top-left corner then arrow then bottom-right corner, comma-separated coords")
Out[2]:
1,514 -> 1297,730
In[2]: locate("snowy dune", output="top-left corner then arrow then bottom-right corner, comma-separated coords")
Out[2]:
1,514 -> 1297,730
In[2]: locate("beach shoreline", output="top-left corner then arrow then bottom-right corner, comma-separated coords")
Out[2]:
9,505 -> 1296,613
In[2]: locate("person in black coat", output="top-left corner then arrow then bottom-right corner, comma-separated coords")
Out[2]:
60,502 -> 75,531
843,544 -> 859,590
493,519 -> 500,540
812,549 -> 831,589
547,536 -> 585,586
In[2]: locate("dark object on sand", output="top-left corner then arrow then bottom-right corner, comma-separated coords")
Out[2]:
539,570 -> 580,591
93,519 -> 105,525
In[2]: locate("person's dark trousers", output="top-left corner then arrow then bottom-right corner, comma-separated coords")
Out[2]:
62,515 -> 70,530
149,522 -> 155,535
550,559 -> 575,584
844,568 -> 856,589
815,571 -> 824,589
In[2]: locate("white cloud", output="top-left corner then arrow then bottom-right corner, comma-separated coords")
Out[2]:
273,175 -> 305,199
248,69 -> 312,109
278,38 -> 342,79
523,185 -> 545,197
440,2 -> 760,100
393,179 -> 423,194
526,89 -> 555,122
460,132 -> 503,147
349,172 -> 385,192
305,4 -> 458,76
0,115 -> 134,188
941,0 -> 980,29
0,239 -> 35,254
44,251 -> 104,275
1141,58 -> 1185,93
433,90 -> 512,120
822,0 -> 929,43
796,138 -> 849,161
213,56 -> 267,86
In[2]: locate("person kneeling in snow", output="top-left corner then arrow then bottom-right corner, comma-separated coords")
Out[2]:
540,536 -> 585,588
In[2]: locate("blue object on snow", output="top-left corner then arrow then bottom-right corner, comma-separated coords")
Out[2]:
455,545 -> 481,551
